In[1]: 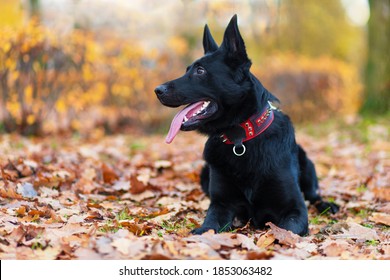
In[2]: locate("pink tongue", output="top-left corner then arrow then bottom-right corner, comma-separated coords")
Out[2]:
165,101 -> 204,144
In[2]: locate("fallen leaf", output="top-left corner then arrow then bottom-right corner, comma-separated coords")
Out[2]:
153,160 -> 172,169
185,232 -> 242,250
82,168 -> 96,181
112,180 -> 130,191
32,246 -> 61,260
320,239 -> 351,257
0,184 -> 23,199
84,211 -> 104,222
246,250 -> 274,260
372,187 -> 390,201
28,209 -> 46,217
102,163 -> 119,184
15,206 -> 27,216
130,174 -> 148,194
74,247 -> 102,260
369,212 -> 390,226
17,182 -> 37,198
331,221 -> 379,241
266,222 -> 303,247
295,241 -> 318,254
256,232 -> 276,248
111,237 -> 145,257
233,234 -> 259,250
119,221 -> 153,236
39,187 -> 59,198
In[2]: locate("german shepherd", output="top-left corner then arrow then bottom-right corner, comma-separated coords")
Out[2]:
155,15 -> 338,236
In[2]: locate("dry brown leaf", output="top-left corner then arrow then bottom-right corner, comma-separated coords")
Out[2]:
256,232 -> 276,248
246,250 -> 274,260
15,205 -> 27,216
130,173 -> 148,194
320,239 -> 351,257
84,211 -> 104,222
369,212 -> 390,226
295,241 -> 318,254
185,188 -> 204,202
179,242 -> 222,259
119,221 -> 153,236
185,232 -> 245,251
87,202 -> 102,209
144,207 -> 170,218
331,221 -> 379,241
102,163 -> 119,184
111,237 -> 145,258
233,234 -> 259,251
1,168 -> 19,181
266,222 -> 303,247
73,178 -> 98,194
372,187 -> 390,201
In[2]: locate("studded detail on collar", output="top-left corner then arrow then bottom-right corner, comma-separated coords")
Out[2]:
220,101 -> 277,145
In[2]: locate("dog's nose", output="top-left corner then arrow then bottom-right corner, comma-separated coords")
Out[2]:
154,85 -> 168,96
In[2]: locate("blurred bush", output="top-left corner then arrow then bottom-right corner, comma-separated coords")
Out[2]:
254,54 -> 362,122
0,20 -> 362,135
0,20 -> 186,136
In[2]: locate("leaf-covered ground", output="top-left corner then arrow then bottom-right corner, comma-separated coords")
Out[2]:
0,120 -> 389,260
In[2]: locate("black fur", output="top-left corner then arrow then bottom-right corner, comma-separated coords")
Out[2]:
155,15 -> 338,236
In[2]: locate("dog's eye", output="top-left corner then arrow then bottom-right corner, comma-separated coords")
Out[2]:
196,67 -> 205,75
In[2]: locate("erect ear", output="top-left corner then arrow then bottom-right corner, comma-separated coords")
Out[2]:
221,15 -> 249,65
203,24 -> 218,54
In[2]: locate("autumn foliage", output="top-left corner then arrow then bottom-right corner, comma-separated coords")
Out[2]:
0,20 -> 187,135
0,19 -> 363,136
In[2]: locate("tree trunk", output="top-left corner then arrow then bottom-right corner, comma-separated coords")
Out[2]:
362,0 -> 390,114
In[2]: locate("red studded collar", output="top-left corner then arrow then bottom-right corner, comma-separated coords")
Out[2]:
221,101 -> 278,146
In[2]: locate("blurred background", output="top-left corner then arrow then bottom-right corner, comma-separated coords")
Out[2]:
0,0 -> 388,137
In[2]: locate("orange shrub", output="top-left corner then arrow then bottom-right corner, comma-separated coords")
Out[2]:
0,21 -> 188,135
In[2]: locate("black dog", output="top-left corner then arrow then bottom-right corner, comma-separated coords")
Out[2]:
155,15 -> 338,236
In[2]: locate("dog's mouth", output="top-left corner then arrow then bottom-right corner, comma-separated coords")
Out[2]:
165,100 -> 218,143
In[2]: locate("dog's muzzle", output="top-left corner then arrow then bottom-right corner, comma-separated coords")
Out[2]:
154,84 -> 169,96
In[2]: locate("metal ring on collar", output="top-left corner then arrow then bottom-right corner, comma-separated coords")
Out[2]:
233,144 -> 246,156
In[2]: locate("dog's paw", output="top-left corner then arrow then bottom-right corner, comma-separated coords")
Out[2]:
315,201 -> 339,214
191,227 -> 216,235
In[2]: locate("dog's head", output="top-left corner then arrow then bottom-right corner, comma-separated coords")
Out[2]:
155,15 -> 257,143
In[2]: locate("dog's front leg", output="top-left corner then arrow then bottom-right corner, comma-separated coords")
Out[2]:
192,201 -> 235,234
192,166 -> 238,235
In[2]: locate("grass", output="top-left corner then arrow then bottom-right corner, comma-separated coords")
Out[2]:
310,206 -> 332,225
357,184 -> 368,193
98,219 -> 124,233
362,223 -> 374,229
116,209 -> 133,221
31,242 -> 44,250
297,115 -> 389,144
160,218 -> 197,234
98,209 -> 133,233
355,208 -> 371,219
218,222 -> 232,233
30,233 -> 44,250
365,239 -> 379,246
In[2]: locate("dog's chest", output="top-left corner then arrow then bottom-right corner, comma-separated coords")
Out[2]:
204,138 -> 270,180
